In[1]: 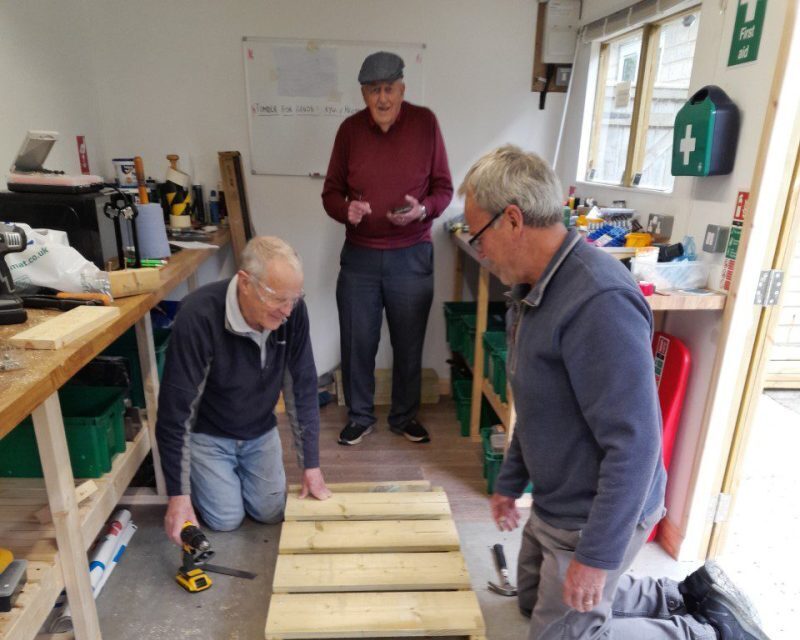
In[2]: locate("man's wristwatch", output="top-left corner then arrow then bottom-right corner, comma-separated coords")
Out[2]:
419,205 -> 428,222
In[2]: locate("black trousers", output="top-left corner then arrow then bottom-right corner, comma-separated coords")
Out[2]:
336,241 -> 434,428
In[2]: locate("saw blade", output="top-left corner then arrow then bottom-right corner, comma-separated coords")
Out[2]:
203,563 -> 256,580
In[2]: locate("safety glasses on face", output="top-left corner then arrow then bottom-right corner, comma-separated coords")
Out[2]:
468,210 -> 504,250
245,273 -> 304,309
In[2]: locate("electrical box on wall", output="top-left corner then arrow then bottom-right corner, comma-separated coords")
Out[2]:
541,0 -> 581,64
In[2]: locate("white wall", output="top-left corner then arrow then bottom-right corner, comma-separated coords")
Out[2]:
75,0 -> 565,377
556,0 -> 791,555
0,1 -> 107,184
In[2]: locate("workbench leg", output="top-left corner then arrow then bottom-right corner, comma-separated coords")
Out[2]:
453,248 -> 464,301
187,273 -> 198,292
469,266 -> 490,441
32,393 -> 102,640
135,315 -> 167,496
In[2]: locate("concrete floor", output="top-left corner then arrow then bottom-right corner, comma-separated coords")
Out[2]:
94,399 -> 697,640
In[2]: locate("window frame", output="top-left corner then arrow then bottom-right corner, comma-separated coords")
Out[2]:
585,6 -> 701,191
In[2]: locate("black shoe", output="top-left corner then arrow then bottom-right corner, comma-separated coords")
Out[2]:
337,422 -> 373,445
390,419 -> 430,443
695,592 -> 770,640
680,561 -> 761,622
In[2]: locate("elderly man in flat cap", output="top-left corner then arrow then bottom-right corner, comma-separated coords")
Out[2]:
322,51 -> 453,447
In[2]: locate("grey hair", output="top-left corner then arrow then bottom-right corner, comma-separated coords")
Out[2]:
458,145 -> 563,228
240,236 -> 302,280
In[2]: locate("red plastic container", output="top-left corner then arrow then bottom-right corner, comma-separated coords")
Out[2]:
649,331 -> 691,541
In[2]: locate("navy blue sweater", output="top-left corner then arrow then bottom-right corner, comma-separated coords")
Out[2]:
495,231 -> 666,570
155,279 -> 320,496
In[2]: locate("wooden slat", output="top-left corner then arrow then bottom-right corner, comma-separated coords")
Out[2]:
284,491 -> 451,521
273,551 -> 470,593
265,591 -> 484,639
8,306 -> 120,350
278,520 -> 460,554
287,480 -> 431,494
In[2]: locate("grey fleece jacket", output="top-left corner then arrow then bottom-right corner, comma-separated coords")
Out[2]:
494,230 -> 666,570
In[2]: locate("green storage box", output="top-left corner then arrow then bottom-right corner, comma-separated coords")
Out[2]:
443,301 -> 506,356
0,386 -> 126,479
452,379 -> 500,438
481,427 -> 533,495
458,314 -> 506,366
102,327 -> 171,408
483,331 -> 508,402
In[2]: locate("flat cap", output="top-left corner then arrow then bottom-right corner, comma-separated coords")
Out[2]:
358,51 -> 404,85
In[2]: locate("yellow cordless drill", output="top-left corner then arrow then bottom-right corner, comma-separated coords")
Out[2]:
175,521 -> 257,593
176,521 -> 215,592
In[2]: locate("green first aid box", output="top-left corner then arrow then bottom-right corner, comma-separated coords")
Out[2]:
671,85 -> 740,177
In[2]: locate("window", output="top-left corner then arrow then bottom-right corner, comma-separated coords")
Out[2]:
585,8 -> 701,191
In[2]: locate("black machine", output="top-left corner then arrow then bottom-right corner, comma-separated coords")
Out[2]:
0,190 -> 120,269
0,223 -> 28,325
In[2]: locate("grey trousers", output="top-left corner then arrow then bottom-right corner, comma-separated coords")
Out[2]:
336,241 -> 434,428
518,508 -> 717,639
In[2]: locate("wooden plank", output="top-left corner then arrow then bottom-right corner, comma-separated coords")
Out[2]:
107,267 -> 161,298
35,481 -> 98,524
287,480 -> 431,494
279,520 -> 460,554
265,591 -> 484,639
8,306 -> 120,350
469,266 -> 490,441
284,491 -> 451,521
31,395 -> 101,640
134,317 -> 166,495
273,552 -> 470,593
218,151 -> 253,267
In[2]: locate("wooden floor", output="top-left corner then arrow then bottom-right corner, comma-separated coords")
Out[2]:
279,399 -> 492,522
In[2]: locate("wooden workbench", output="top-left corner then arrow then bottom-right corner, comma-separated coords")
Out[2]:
450,230 -> 727,443
0,228 -> 229,640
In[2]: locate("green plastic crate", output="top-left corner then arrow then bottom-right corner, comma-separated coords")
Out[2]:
481,427 -> 533,495
482,427 -> 505,493
452,379 -> 501,437
449,361 -> 472,399
102,327 -> 171,408
483,331 -> 508,402
0,386 -> 126,478
443,302 -> 506,357
458,314 -> 506,366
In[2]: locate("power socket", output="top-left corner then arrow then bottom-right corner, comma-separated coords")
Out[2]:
646,214 -> 674,243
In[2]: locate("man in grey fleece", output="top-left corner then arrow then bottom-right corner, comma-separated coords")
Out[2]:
460,145 -> 768,640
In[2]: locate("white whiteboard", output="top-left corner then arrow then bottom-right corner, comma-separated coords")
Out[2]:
243,37 -> 425,177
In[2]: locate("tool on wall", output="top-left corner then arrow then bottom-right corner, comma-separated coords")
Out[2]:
176,521 -> 256,593
103,189 -> 142,269
0,223 -> 28,325
487,543 -> 517,596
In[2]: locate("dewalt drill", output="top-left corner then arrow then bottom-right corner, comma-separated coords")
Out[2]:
176,521 -> 215,592
176,521 -> 256,593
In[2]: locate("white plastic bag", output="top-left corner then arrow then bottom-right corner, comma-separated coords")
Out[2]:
2,223 -> 110,294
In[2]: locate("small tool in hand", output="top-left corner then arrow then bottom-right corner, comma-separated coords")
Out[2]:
488,543 -> 517,596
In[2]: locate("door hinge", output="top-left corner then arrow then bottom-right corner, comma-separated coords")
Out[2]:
754,270 -> 784,306
711,492 -> 732,524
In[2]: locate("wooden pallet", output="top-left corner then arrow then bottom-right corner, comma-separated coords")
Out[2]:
266,481 -> 485,640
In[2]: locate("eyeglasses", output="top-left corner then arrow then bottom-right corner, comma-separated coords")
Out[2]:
468,210 -> 505,250
246,273 -> 305,309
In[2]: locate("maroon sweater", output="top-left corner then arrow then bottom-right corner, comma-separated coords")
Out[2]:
321,102 -> 453,249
